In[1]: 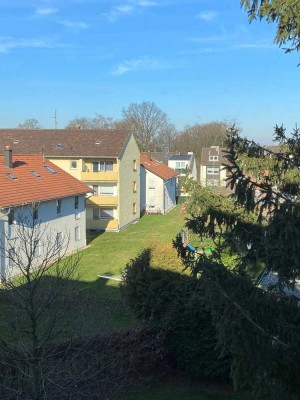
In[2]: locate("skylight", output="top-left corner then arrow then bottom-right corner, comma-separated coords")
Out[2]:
43,165 -> 57,174
56,143 -> 63,149
6,173 -> 17,180
31,171 -> 41,178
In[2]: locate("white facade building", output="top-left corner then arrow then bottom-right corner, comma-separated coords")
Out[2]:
140,154 -> 177,214
0,149 -> 91,280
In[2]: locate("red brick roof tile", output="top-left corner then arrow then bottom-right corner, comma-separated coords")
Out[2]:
0,154 -> 91,208
140,153 -> 178,180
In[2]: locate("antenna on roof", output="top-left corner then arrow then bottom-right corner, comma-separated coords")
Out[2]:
53,109 -> 57,129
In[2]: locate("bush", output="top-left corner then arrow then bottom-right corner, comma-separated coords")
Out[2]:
121,249 -> 230,379
0,325 -> 166,400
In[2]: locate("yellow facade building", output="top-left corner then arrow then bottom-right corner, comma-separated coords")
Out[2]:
0,129 -> 140,231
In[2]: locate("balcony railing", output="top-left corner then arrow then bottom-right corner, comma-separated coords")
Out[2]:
81,171 -> 118,181
87,196 -> 118,206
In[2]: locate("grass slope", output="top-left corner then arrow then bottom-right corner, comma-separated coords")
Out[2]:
77,205 -> 186,297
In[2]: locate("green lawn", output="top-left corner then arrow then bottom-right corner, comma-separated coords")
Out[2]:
0,206 -> 187,340
75,205 -> 186,297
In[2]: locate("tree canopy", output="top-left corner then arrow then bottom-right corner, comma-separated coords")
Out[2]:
241,0 -> 300,52
65,114 -> 117,130
122,101 -> 175,151
17,118 -> 42,129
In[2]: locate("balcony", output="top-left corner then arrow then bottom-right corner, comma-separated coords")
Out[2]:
81,171 -> 118,182
87,196 -> 118,206
87,219 -> 119,231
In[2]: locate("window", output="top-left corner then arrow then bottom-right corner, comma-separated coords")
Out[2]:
31,171 -> 41,178
33,240 -> 40,257
93,161 -> 113,172
93,162 -> 99,172
93,208 -> 114,219
133,181 -> 137,193
100,208 -> 114,219
75,196 -> 79,209
8,247 -> 15,267
56,232 -> 63,247
133,160 -> 137,171
93,185 -> 99,196
100,161 -> 113,172
8,209 -> 14,225
99,184 -> 114,196
149,198 -> 155,207
175,162 -> 186,168
93,208 -> 100,220
207,167 -> 220,175
56,199 -> 62,214
33,206 -> 38,220
44,165 -> 57,174
75,226 -> 80,242
93,208 -> 114,220
70,160 -> 77,170
209,155 -> 219,161
133,203 -> 137,214
149,179 -> 155,189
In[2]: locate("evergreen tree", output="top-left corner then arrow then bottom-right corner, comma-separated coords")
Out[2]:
181,126 -> 300,399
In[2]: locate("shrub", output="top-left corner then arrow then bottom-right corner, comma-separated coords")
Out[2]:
121,249 -> 230,379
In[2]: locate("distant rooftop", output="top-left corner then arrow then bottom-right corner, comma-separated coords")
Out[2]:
0,129 -> 132,158
169,154 -> 193,161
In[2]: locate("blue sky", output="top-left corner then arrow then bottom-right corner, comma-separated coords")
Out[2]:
0,0 -> 299,143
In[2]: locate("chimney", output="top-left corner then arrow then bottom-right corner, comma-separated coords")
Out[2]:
4,146 -> 13,168
147,152 -> 151,161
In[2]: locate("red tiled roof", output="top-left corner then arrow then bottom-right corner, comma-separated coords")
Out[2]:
0,154 -> 91,208
140,153 -> 178,180
0,129 -> 131,158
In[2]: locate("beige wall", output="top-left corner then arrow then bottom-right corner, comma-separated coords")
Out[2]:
48,158 -> 83,180
118,134 -> 140,229
47,135 -> 140,232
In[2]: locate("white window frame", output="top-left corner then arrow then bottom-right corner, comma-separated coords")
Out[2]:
75,226 -> 80,242
207,167 -> 220,175
149,179 -> 155,189
99,184 -> 114,196
70,160 -> 78,170
209,155 -> 219,161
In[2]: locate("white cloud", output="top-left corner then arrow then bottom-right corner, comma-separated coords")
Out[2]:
231,43 -> 276,50
0,36 -> 59,53
103,4 -> 134,22
35,8 -> 58,16
104,0 -> 158,22
133,0 -> 158,6
195,10 -> 217,22
111,57 -> 164,75
58,20 -> 89,30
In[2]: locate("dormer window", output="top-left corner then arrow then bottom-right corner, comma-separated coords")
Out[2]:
209,155 -> 219,161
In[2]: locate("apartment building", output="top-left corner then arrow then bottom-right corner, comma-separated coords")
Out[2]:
0,129 -> 140,231
0,148 -> 91,279
200,146 -> 227,187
